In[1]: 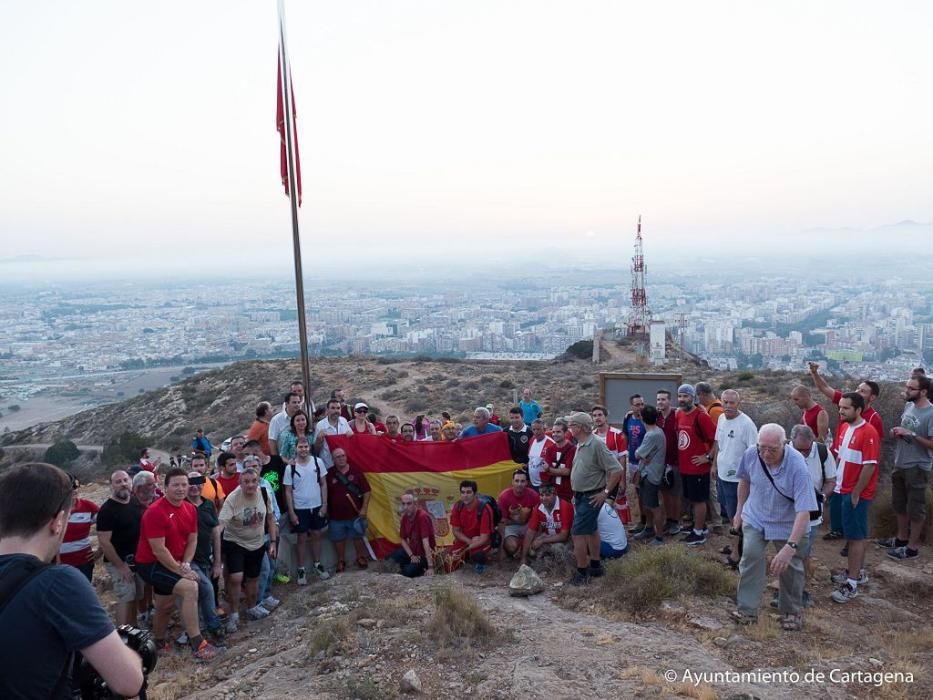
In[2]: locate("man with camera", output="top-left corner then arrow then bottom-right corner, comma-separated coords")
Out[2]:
0,462 -> 144,699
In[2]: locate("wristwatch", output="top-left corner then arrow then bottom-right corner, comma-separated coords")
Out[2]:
786,542 -> 798,550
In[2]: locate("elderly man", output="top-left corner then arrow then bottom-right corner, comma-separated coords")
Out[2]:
567,411 -> 623,585
732,424 -> 816,631
460,406 -> 503,438
131,470 -> 158,509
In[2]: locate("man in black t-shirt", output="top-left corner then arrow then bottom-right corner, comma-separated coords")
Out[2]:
505,406 -> 534,466
0,463 -> 144,700
97,469 -> 146,627
246,439 -> 288,517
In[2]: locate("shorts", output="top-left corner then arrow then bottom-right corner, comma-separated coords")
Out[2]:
104,562 -> 145,603
294,507 -> 327,534
840,496 -> 872,541
660,464 -> 681,492
892,467 -> 929,521
800,523 -> 820,559
222,539 -> 266,579
503,523 -> 528,540
682,473 -> 711,504
639,480 -> 661,510
716,479 -> 739,520
571,492 -> 601,536
136,562 -> 183,597
328,517 -> 368,542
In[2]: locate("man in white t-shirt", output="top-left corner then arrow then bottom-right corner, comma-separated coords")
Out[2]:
790,424 -> 836,606
269,392 -> 304,457
314,399 -> 353,468
526,419 -> 553,489
711,390 -> 758,566
597,499 -> 629,559
283,438 -> 329,585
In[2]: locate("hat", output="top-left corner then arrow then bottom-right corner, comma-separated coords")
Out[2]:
677,384 -> 696,397
485,403 -> 494,411
565,411 -> 594,429
353,402 -> 368,411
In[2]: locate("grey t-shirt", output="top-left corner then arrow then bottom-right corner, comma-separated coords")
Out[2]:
635,428 -> 667,486
894,402 -> 933,471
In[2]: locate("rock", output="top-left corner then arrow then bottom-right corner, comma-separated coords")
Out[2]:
401,669 -> 423,694
874,562 -> 933,591
508,564 -> 545,596
689,615 -> 724,631
356,618 -> 377,628
713,636 -> 729,647
869,657 -> 883,668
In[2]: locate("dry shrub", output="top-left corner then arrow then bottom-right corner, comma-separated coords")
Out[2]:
743,612 -> 779,642
307,616 -> 354,658
427,583 -> 498,648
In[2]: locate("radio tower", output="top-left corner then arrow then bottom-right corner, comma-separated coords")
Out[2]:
628,215 -> 649,338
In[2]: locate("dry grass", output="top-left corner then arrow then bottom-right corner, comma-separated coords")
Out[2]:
427,583 -> 499,649
307,615 -> 354,658
620,665 -> 718,700
743,612 -> 779,642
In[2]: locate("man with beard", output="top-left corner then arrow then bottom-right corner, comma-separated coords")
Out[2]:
676,384 -> 717,545
97,470 -> 146,626
656,389 -> 683,536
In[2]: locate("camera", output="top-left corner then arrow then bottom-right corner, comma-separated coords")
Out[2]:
76,625 -> 157,699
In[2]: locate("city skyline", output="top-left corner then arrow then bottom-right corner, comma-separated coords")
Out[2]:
2,1 -> 932,280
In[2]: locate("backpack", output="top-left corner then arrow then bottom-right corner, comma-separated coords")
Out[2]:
289,457 -> 325,485
208,476 -> 223,510
815,442 -> 829,504
454,495 -> 503,548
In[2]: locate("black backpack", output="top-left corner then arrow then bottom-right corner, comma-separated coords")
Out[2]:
289,457 -> 325,485
455,495 -> 503,547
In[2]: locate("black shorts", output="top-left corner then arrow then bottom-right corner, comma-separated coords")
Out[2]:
136,562 -> 183,597
639,480 -> 662,510
682,473 -> 711,504
222,539 -> 266,579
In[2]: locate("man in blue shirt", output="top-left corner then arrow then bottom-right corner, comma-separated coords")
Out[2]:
0,463 -> 144,699
519,388 -> 542,426
460,406 -> 504,438
192,428 -> 213,457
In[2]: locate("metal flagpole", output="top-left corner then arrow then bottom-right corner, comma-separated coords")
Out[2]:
277,0 -> 313,408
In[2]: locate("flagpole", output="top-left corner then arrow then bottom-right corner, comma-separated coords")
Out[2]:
277,0 -> 313,411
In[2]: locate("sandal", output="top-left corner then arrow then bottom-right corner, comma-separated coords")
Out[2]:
356,556 -> 368,570
730,610 -> 757,625
335,561 -> 346,573
781,613 -> 802,631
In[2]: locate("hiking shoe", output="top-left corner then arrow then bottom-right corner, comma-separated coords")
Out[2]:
193,639 -> 221,661
888,546 -> 919,561
570,571 -> 589,586
246,604 -> 271,620
313,562 -> 330,580
588,565 -> 605,578
831,569 -> 868,585
473,563 -> 486,574
225,613 -> 239,634
261,595 -> 281,610
683,531 -> 707,546
839,545 -> 849,557
633,528 -> 657,541
629,523 -> 647,535
831,582 -> 858,604
665,521 -> 682,536
876,537 -> 901,549
274,573 -> 291,584
297,568 -> 308,586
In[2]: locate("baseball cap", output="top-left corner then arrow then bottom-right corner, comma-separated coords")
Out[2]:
354,402 -> 369,411
565,411 -> 594,429
678,384 -> 696,397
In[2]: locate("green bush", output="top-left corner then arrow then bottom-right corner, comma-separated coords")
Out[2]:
102,432 -> 149,467
44,440 -> 80,468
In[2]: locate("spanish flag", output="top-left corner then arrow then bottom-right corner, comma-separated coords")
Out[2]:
326,433 -> 518,557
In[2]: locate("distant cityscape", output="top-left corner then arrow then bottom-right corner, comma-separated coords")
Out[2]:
1,263 -> 931,429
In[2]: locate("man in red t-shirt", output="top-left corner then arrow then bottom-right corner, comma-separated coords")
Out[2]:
326,447 -> 372,572
520,483 -> 573,564
60,475 -> 102,582
215,452 -> 240,500
829,392 -> 880,604
791,385 -> 829,443
389,490 -> 438,577
449,480 -> 494,573
135,468 -> 218,660
541,419 -> 577,501
676,384 -> 718,545
497,470 -> 540,558
808,362 -> 885,437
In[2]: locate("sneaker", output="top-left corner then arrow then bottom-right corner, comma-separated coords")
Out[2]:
247,604 -> 270,620
193,639 -> 221,661
261,595 -> 281,610
649,537 -> 665,547
570,571 -> 589,586
175,632 -> 189,646
225,613 -> 239,634
633,528 -> 657,541
297,568 -> 308,586
588,565 -> 605,578
831,569 -> 868,585
683,531 -> 707,546
629,523 -> 647,535
876,537 -> 901,549
274,573 -> 291,584
831,582 -> 858,604
665,521 -> 682,536
313,562 -> 330,580
823,530 -> 844,540
888,546 -> 919,561
473,563 -> 486,574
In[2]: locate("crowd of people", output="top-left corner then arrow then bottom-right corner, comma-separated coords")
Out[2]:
1,368 -> 930,696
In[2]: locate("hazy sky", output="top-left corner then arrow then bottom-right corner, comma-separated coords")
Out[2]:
1,1 -> 931,278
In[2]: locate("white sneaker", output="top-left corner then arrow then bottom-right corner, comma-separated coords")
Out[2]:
831,582 -> 859,604
297,568 -> 308,586
831,568 -> 868,585
175,632 -> 189,645
313,562 -> 330,580
226,613 -> 239,634
247,604 -> 271,620
262,595 -> 281,610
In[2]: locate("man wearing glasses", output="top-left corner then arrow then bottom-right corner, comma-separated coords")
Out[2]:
883,376 -> 933,561
732,424 -> 816,630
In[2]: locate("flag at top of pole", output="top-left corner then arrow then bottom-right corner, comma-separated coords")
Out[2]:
276,2 -> 302,206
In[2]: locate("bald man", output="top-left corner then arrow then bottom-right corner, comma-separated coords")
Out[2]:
791,385 -> 828,442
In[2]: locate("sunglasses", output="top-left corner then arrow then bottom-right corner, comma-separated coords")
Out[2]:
355,408 -> 368,413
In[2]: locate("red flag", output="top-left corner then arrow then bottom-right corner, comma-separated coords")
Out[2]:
276,54 -> 302,206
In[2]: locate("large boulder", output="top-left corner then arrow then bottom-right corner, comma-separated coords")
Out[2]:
509,564 -> 545,597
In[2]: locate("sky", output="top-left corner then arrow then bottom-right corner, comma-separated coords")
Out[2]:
1,1 -> 931,280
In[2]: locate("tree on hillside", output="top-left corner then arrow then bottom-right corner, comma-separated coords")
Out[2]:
102,432 -> 149,467
44,440 -> 80,468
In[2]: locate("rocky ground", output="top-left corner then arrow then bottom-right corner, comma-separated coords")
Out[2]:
76,482 -> 929,700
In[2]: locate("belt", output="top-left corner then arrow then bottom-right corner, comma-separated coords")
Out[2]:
574,488 -> 603,498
